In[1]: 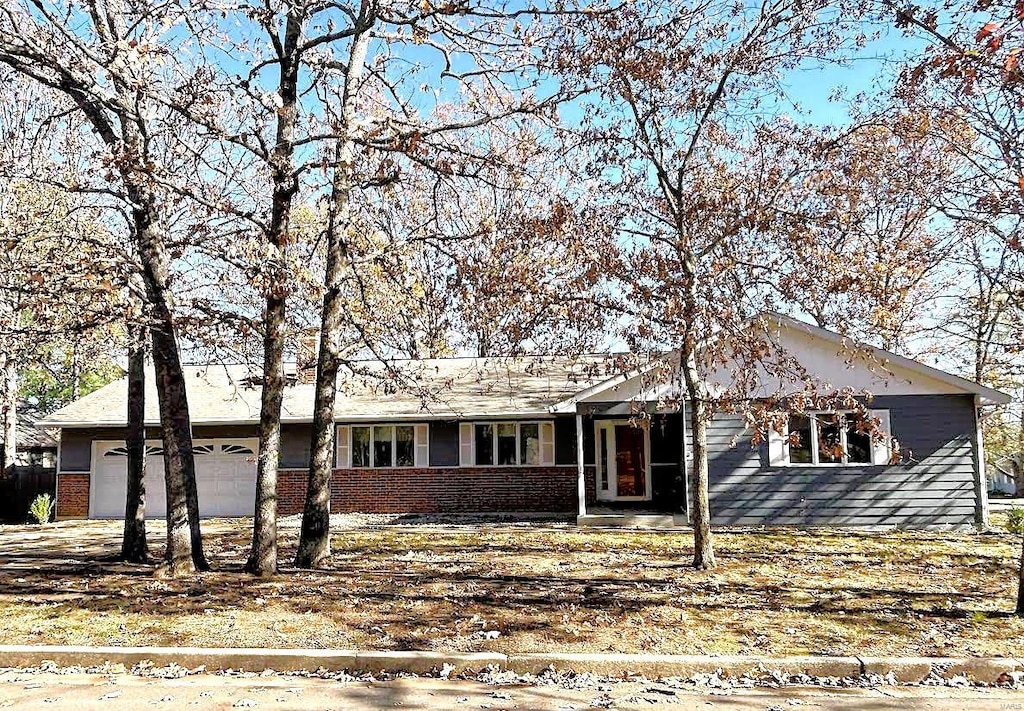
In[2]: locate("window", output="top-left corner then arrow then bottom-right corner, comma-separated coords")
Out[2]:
771,410 -> 890,467
348,424 -> 422,468
396,425 -> 415,467
467,422 -> 553,467
373,425 -> 393,467
787,415 -> 813,464
352,426 -> 371,467
520,423 -> 540,466
496,423 -> 517,465
475,424 -> 494,465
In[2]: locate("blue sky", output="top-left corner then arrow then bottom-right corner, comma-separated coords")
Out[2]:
782,29 -> 927,125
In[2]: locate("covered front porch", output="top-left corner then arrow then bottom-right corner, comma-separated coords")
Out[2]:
569,403 -> 689,528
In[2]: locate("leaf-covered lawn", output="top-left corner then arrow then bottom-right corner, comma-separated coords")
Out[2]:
0,517 -> 1021,658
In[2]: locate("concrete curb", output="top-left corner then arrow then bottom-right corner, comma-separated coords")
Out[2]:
857,656 -> 1024,683
0,646 -> 1021,683
505,653 -> 863,679
0,646 -> 503,675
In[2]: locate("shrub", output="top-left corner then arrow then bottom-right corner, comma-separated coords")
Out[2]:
1005,506 -> 1024,535
28,494 -> 54,525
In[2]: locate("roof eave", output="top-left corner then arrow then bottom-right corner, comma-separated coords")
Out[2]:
40,410 -> 567,429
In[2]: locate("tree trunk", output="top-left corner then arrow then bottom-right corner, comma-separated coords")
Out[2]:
121,324 -> 148,563
246,291 -> 286,574
685,383 -> 716,570
70,344 -> 81,402
1,355 -> 16,473
294,140 -> 353,569
679,254 -> 715,570
296,18 -> 372,569
134,200 -> 207,575
0,19 -> 204,575
294,288 -> 341,568
245,7 -> 305,576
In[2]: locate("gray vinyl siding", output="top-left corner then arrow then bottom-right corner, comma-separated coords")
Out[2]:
701,394 -> 978,528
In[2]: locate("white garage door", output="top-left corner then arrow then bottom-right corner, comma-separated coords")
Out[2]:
90,440 -> 258,519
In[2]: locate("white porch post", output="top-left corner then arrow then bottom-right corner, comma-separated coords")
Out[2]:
576,412 -> 586,518
974,395 -> 990,529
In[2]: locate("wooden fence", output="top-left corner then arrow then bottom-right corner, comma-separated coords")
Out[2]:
0,465 -> 57,522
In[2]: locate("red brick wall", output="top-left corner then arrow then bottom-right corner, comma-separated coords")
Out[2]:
55,466 -> 597,519
56,472 -> 90,519
277,467 -> 594,515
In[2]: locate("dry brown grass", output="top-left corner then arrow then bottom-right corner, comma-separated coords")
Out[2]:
0,517 -> 1021,657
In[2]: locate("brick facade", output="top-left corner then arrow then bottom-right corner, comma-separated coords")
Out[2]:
55,472 -> 90,519
277,466 -> 590,515
55,466 -> 596,519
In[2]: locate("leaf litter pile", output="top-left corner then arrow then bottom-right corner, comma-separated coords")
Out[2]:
0,515 -> 1020,657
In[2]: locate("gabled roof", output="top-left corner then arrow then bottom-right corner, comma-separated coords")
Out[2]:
550,314 -> 1012,409
769,313 -> 1010,406
38,355 -> 623,428
37,316 -> 1013,429
4,404 -> 58,449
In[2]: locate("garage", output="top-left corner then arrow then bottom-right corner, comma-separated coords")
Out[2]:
90,439 -> 258,518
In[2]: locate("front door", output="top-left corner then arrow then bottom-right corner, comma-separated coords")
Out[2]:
595,421 -> 651,501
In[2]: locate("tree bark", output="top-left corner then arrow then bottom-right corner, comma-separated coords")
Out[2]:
684,371 -> 716,570
135,198 -> 207,575
296,12 -> 373,569
1,355 -> 16,473
0,4 -> 204,576
245,7 -> 304,576
121,323 -> 148,563
246,290 -> 286,574
294,150 -> 346,565
679,254 -> 716,570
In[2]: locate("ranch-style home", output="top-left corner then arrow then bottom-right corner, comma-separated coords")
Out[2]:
41,315 -> 1010,529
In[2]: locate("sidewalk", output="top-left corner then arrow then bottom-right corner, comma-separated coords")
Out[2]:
2,669 -> 1024,710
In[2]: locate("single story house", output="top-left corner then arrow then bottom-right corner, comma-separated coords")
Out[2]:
2,403 -> 58,469
41,315 -> 1010,528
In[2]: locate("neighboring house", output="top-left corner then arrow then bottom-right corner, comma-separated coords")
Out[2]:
989,455 -> 1023,496
2,404 -> 58,469
0,405 -> 59,522
39,315 -> 1010,529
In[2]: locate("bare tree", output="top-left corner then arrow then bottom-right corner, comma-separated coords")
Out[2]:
552,0 -> 876,569
0,1 -> 209,574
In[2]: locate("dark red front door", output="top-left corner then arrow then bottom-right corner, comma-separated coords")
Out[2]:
614,425 -> 646,497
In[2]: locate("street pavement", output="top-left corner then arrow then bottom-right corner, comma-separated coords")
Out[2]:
1,671 -> 1024,710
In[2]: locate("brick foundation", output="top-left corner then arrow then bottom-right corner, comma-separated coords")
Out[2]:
56,472 -> 90,519
277,467 -> 591,515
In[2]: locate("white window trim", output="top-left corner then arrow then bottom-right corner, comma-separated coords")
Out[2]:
347,423 -> 423,469
775,410 -> 891,467
467,421 -> 553,467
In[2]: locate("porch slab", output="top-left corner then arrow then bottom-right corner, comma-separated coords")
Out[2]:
576,512 -> 688,529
